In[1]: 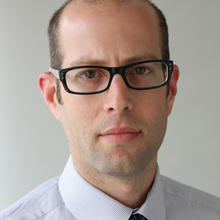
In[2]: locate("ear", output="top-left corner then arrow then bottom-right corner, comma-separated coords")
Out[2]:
167,64 -> 180,116
38,72 -> 61,120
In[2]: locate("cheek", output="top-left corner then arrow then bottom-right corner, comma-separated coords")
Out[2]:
140,90 -> 169,131
141,89 -> 168,114
60,94 -> 99,136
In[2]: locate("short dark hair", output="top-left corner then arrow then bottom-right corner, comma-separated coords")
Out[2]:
48,0 -> 72,69
148,1 -> 170,60
48,0 -> 170,69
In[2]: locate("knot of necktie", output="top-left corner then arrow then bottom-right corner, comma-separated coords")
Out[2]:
128,213 -> 148,220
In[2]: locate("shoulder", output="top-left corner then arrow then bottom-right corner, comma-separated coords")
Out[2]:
160,175 -> 220,219
0,176 -> 71,220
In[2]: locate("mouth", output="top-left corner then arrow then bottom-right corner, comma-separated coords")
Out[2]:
99,127 -> 142,144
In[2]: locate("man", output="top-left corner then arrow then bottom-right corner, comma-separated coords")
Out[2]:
1,0 -> 220,219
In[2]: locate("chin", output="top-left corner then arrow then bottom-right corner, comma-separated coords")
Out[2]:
93,152 -> 151,177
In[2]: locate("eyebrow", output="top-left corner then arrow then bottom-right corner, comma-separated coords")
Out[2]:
67,54 -> 161,68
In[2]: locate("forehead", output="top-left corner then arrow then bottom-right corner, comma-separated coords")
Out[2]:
59,0 -> 161,67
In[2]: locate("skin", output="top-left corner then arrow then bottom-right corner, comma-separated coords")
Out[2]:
39,0 -> 179,208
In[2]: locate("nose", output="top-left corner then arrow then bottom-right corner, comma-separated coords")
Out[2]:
103,74 -> 134,113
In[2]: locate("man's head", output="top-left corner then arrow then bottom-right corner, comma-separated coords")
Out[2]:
39,0 -> 179,178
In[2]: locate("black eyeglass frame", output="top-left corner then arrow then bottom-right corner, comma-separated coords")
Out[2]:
50,59 -> 174,95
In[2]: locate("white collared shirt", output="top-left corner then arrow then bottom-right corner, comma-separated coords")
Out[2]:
1,156 -> 220,220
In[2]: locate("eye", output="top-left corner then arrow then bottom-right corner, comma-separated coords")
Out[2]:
79,70 -> 100,79
132,66 -> 150,75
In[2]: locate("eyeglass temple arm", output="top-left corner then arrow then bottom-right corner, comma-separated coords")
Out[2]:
49,67 -> 59,79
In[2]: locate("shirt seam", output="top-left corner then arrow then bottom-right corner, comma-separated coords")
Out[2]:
36,201 -> 65,220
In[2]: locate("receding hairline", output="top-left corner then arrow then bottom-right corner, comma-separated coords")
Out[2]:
48,0 -> 168,69
59,0 -> 159,29
60,0 -> 159,19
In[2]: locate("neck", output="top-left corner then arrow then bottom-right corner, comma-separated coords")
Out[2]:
73,155 -> 157,209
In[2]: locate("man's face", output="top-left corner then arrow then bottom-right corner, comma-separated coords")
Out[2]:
52,1 -> 178,177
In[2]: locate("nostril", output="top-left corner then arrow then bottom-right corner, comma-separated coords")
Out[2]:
104,101 -> 132,113
108,107 -> 114,112
124,106 -> 130,111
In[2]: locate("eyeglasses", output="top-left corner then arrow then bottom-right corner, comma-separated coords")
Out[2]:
50,60 -> 173,95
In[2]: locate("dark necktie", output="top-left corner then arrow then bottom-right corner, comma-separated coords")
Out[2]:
128,213 -> 148,220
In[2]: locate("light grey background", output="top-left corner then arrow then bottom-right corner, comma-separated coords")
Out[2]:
0,0 -> 220,210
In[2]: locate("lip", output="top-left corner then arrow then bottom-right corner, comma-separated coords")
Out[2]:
100,127 -> 140,136
99,127 -> 141,144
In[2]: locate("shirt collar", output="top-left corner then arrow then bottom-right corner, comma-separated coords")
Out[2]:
59,156 -> 166,220
137,166 -> 166,220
